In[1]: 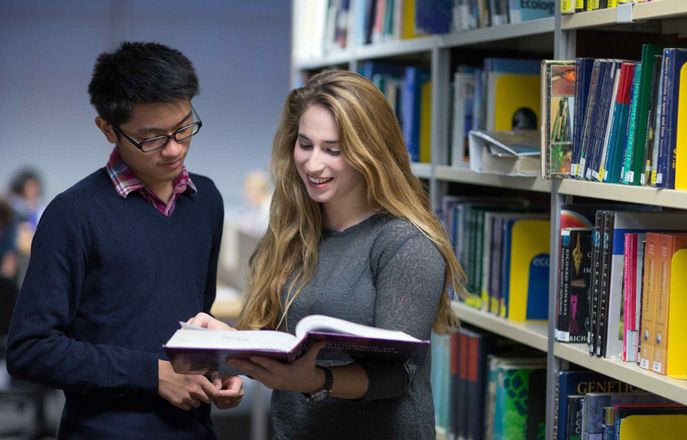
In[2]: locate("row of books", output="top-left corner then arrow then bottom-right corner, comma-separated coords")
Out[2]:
554,205 -> 687,378
451,0 -> 555,31
431,325 -> 547,440
554,369 -> 687,440
561,0 -> 655,15
431,325 -> 687,440
440,195 -> 550,321
293,0 -> 556,61
358,61 -> 432,162
451,57 -> 542,168
541,45 -> 687,189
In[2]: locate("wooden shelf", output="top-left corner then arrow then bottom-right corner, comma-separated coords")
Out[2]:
452,301 -> 548,352
435,165 -> 552,193
438,18 -> 554,47
557,179 -> 687,209
555,343 -> 687,406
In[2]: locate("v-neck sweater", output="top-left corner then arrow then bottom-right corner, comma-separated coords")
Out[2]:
7,168 -> 224,439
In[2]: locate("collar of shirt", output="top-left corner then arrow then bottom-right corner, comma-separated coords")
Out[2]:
105,147 -> 197,217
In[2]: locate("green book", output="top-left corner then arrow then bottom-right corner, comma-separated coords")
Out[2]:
624,44 -> 664,185
620,62 -> 642,183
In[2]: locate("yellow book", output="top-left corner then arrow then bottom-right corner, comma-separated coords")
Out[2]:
401,0 -> 425,40
619,414 -> 687,440
667,249 -> 687,378
674,65 -> 687,189
491,74 -> 541,131
507,219 -> 550,322
419,81 -> 432,163
561,0 -> 575,14
639,233 -> 660,370
652,234 -> 687,375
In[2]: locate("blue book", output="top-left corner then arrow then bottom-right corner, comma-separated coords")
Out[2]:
415,0 -> 452,34
572,58 -> 595,178
555,370 -> 633,440
484,57 -> 540,74
358,61 -> 406,81
656,48 -> 687,188
401,66 -> 429,162
510,0 -> 555,22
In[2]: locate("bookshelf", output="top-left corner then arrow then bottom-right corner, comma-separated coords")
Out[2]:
453,301 -> 548,351
291,1 -> 687,438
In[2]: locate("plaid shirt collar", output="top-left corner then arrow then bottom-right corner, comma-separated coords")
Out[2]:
105,147 -> 197,216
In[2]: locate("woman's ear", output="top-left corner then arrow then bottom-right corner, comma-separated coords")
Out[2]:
95,116 -> 118,144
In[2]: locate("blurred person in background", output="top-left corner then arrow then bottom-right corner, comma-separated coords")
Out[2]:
239,169 -> 272,237
0,199 -> 18,283
6,169 -> 44,285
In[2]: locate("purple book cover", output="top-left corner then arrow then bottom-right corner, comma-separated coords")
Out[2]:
164,315 -> 429,375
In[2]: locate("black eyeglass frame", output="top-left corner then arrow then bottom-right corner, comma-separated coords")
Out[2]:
111,106 -> 202,153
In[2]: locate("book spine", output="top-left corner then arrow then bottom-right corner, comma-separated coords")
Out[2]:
557,229 -> 572,341
639,233 -> 659,370
589,210 -> 604,354
569,229 -> 592,343
622,233 -> 637,361
655,49 -> 674,188
650,54 -> 668,186
652,233 -> 671,374
642,55 -> 664,185
621,62 -> 642,184
597,211 -> 614,357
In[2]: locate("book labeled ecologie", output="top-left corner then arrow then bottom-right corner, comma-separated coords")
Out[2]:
164,315 -> 429,375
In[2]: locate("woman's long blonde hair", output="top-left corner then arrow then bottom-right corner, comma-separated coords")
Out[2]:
238,70 -> 463,333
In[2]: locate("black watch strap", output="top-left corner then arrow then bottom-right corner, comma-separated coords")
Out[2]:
306,366 -> 333,401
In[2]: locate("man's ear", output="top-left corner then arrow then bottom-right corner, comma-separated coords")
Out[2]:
95,116 -> 118,144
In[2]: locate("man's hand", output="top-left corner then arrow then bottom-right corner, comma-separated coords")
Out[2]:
186,312 -> 233,330
210,374 -> 244,409
158,360 -> 218,411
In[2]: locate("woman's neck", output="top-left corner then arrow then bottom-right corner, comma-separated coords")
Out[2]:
323,204 -> 378,232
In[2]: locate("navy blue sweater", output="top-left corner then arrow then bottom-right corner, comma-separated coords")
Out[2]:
7,168 -> 224,439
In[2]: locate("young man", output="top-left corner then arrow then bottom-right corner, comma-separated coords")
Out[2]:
6,42 -> 243,438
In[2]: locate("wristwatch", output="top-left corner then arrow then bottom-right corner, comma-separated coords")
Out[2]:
306,366 -> 333,401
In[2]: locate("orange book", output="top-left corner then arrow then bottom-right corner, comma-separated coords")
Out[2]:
639,233 -> 660,370
652,233 -> 687,375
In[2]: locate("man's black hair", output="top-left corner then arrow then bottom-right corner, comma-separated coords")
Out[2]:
88,42 -> 199,125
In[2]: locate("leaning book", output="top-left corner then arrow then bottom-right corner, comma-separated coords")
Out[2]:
164,315 -> 429,375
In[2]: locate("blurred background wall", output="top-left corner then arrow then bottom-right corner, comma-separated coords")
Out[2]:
0,0 -> 291,208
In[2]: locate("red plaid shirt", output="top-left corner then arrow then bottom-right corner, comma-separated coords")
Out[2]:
105,148 -> 197,217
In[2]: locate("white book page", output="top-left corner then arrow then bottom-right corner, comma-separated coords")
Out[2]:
294,315 -> 421,342
166,328 -> 298,352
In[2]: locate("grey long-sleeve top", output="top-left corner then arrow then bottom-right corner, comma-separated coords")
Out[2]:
271,213 -> 446,440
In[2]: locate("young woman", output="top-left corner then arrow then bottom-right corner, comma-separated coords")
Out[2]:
190,70 -> 464,439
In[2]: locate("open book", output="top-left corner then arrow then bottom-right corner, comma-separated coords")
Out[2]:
163,315 -> 429,375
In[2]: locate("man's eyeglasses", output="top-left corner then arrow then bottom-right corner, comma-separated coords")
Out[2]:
111,107 -> 202,153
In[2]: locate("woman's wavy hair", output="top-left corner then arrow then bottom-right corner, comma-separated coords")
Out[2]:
238,70 -> 464,333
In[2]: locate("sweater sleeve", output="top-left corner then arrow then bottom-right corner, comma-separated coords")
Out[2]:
359,230 -> 445,401
6,196 -> 159,397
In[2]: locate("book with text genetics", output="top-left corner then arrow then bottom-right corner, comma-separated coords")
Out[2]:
164,315 -> 429,375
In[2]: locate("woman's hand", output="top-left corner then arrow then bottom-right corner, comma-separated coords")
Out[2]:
227,342 -> 326,393
186,312 -> 234,331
